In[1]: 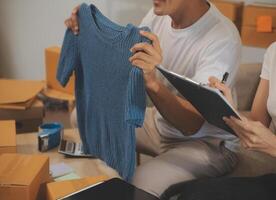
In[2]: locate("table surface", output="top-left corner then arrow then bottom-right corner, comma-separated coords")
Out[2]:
16,128 -> 111,178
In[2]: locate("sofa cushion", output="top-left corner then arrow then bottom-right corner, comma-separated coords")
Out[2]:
235,63 -> 262,111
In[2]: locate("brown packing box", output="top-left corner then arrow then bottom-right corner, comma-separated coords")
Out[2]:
0,97 -> 36,110
242,4 -> 276,48
0,120 -> 16,154
45,47 -> 75,96
0,99 -> 44,120
15,118 -> 43,133
43,88 -> 75,101
46,176 -> 109,200
0,79 -> 45,104
211,0 -> 243,32
0,99 -> 44,133
0,154 -> 50,200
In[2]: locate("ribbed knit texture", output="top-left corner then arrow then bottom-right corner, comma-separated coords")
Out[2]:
57,3 -> 149,181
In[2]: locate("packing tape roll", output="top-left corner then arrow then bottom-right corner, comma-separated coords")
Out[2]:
38,122 -> 63,152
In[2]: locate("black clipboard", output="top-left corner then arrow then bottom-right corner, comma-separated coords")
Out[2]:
158,66 -> 241,135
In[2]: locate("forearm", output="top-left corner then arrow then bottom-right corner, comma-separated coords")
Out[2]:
239,110 -> 271,128
145,74 -> 204,135
250,79 -> 271,127
249,111 -> 271,128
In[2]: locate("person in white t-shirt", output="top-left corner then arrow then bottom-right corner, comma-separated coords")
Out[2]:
65,0 -> 241,197
168,42 -> 276,200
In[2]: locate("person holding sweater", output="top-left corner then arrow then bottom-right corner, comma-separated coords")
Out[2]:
163,42 -> 276,200
65,0 -> 241,197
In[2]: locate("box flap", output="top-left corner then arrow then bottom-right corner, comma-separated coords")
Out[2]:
43,88 -> 75,101
0,97 -> 36,110
0,79 -> 45,104
0,154 -> 49,186
0,121 -> 16,147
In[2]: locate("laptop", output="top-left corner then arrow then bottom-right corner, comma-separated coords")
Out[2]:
58,178 -> 160,200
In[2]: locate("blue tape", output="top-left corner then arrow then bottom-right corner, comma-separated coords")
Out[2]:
38,122 -> 63,152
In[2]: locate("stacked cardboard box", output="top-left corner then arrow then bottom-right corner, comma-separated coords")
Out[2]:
242,3 -> 276,48
0,79 -> 45,133
0,154 -> 50,200
0,99 -> 44,133
0,120 -> 16,154
211,0 -> 244,32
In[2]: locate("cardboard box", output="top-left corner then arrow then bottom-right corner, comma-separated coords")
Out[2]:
0,154 -> 50,200
0,79 -> 45,104
0,100 -> 44,133
15,118 -> 43,133
0,99 -> 44,121
0,97 -> 36,110
0,120 -> 16,154
46,176 -> 108,200
43,88 -> 75,101
211,0 -> 243,32
45,47 -> 75,96
242,4 -> 276,48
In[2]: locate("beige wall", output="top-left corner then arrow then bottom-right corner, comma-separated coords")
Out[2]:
0,0 -> 274,80
0,0 -> 151,80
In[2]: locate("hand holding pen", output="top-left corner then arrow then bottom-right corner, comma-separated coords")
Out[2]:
208,72 -> 235,108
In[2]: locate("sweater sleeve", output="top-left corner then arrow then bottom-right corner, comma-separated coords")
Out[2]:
125,27 -> 151,127
57,29 -> 80,87
125,67 -> 146,127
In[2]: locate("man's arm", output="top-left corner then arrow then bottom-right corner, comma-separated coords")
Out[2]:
129,31 -> 204,135
145,73 -> 205,135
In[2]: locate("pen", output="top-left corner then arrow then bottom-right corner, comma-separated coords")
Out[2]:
221,72 -> 229,84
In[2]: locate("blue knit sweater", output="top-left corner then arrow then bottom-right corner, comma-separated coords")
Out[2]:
57,3 -> 148,181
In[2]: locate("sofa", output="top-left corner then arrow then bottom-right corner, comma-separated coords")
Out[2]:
70,63 -> 276,178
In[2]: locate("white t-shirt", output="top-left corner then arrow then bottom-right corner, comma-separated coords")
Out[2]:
140,3 -> 242,150
260,42 -> 276,132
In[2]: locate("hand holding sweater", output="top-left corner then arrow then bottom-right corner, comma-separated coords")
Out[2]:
64,5 -> 80,35
129,30 -> 163,91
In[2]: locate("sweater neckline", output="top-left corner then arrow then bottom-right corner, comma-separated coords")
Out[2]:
85,4 -> 133,45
